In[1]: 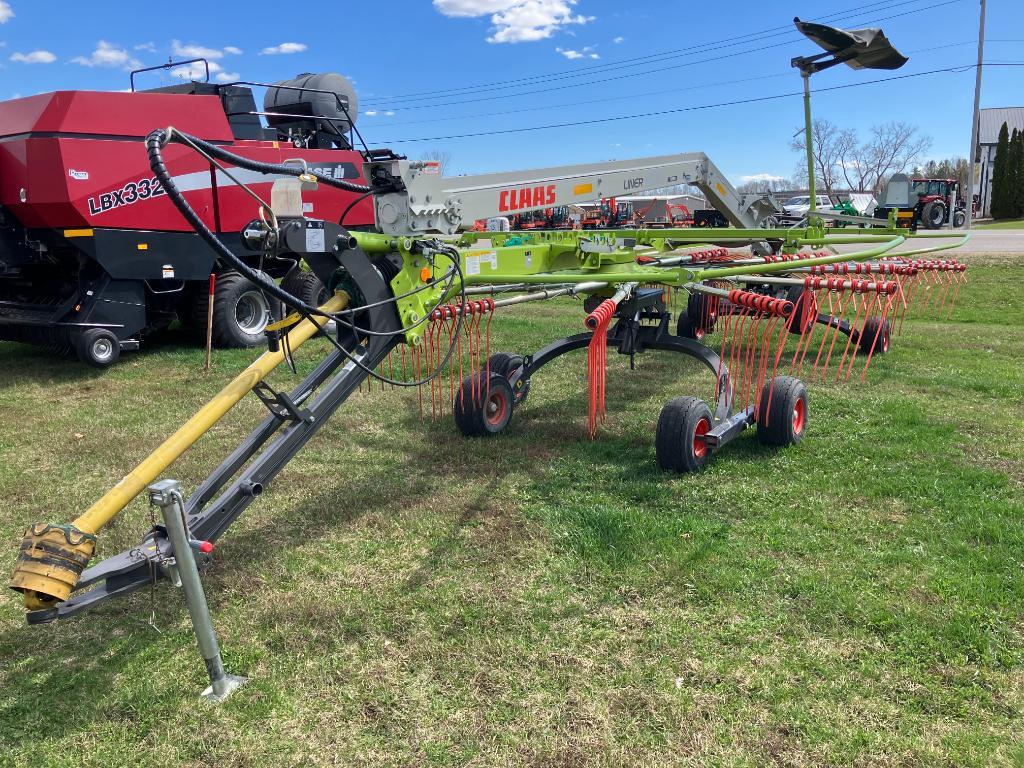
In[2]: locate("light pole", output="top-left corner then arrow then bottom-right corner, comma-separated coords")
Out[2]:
965,0 -> 987,228
791,18 -> 909,214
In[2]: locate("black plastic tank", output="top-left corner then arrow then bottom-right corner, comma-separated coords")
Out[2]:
263,73 -> 358,141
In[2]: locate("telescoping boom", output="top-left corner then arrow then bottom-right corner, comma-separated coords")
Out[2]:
368,152 -> 783,236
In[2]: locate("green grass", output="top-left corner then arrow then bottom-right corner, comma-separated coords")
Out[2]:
975,218 -> 1024,230
1,259 -> 1023,767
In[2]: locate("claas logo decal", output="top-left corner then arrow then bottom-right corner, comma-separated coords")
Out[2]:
499,184 -> 556,212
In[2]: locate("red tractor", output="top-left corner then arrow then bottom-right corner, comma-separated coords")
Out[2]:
874,175 -> 967,230
911,178 -> 967,229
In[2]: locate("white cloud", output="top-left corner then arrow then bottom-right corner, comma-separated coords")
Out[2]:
260,42 -> 307,55
134,42 -> 156,53
556,45 -> 598,60
215,71 -> 240,83
10,50 -> 56,64
741,173 -> 787,183
172,60 -> 222,80
71,41 -> 141,70
613,36 -> 624,44
365,110 -> 379,117
384,110 -> 395,116
433,0 -> 593,44
172,40 -> 226,59
0,1 -> 12,23
224,46 -> 243,55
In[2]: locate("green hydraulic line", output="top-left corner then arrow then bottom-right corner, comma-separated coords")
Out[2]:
463,272 -> 659,286
693,236 -> 905,281
792,234 -> 906,246
887,233 -> 969,259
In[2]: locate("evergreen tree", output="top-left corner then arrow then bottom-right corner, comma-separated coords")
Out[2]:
991,122 -> 1010,219
1015,129 -> 1024,218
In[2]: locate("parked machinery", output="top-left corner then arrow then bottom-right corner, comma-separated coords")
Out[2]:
873,174 -> 967,229
0,64 -> 376,366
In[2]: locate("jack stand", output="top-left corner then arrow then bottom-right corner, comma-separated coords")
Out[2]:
148,479 -> 247,704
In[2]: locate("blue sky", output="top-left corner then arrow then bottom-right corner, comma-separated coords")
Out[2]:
0,0 -> 1020,183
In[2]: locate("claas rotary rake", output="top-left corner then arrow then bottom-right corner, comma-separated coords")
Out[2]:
7,125 -> 969,625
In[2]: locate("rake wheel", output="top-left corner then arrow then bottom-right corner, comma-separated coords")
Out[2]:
756,376 -> 808,447
655,396 -> 714,473
486,352 -> 529,405
858,317 -> 891,356
454,372 -> 514,437
676,291 -> 717,340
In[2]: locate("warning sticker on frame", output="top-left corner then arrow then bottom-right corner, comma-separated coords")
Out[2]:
465,250 -> 497,276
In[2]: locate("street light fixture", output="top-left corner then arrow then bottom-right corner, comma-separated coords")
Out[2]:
791,18 -> 909,213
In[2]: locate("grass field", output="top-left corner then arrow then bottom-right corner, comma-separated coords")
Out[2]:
1,258 -> 1023,767
976,219 -> 1024,230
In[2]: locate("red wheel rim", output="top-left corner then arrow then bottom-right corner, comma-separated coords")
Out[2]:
692,417 -> 711,458
792,397 -> 807,435
485,388 -> 509,427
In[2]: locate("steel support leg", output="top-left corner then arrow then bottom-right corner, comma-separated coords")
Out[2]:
149,479 -> 246,704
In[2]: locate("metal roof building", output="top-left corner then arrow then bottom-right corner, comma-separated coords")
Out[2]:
976,107 -> 1024,217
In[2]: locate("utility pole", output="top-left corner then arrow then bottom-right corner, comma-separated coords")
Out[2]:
965,0 -> 987,228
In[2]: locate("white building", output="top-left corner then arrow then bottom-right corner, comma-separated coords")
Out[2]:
977,107 -> 1024,217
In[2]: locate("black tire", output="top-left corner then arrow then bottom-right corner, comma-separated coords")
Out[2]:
676,290 -> 717,339
280,269 -> 330,308
952,209 -> 966,228
921,201 -> 945,229
756,376 -> 808,447
453,372 -> 514,437
210,271 -> 275,348
784,285 -> 816,336
655,396 -> 714,473
858,316 -> 891,356
74,328 -> 121,368
486,352 -> 529,405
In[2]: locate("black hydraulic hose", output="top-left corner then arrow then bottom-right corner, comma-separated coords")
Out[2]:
160,128 -> 380,195
144,128 -> 465,388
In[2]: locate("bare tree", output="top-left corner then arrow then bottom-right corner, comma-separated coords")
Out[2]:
419,149 -> 453,175
792,120 -> 932,194
846,122 -> 932,193
790,119 -> 856,194
912,156 -> 969,188
737,177 -> 794,194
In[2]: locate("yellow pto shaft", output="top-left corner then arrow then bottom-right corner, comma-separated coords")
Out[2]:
10,291 -> 350,610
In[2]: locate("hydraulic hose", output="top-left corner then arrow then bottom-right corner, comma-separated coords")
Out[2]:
155,128 -> 377,194
146,128 -> 467,388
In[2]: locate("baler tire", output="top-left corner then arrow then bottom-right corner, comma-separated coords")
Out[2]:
280,270 -> 330,308
453,372 -> 514,437
858,316 -> 891,356
210,271 -> 275,348
655,396 -> 713,473
74,328 -> 121,368
756,376 -> 808,447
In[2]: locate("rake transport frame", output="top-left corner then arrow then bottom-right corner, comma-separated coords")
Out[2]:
8,127 -> 966,622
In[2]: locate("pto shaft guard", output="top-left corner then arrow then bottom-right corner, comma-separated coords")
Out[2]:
10,523 -> 97,609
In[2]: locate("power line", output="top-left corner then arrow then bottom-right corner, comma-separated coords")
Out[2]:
363,0 -> 965,106
362,0 -> 915,104
362,0 -> 968,114
372,40 -> 978,129
379,64 -> 985,145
